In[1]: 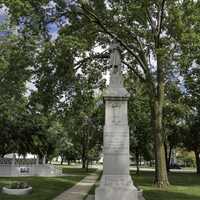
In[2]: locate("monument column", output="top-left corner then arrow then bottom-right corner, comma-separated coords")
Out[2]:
95,40 -> 144,200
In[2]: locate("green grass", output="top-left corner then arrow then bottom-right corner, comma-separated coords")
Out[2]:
61,165 -> 97,175
0,166 -> 97,200
0,176 -> 84,200
85,171 -> 200,200
0,165 -> 93,200
131,171 -> 200,200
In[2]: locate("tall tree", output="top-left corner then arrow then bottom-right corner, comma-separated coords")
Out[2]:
163,81 -> 188,171
183,67 -> 200,174
63,74 -> 104,169
77,0 -> 200,187
126,72 -> 153,174
77,0 -> 176,187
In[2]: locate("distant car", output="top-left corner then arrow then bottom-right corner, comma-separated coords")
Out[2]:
170,164 -> 181,169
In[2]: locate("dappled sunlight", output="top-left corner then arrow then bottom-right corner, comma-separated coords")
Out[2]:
132,171 -> 200,200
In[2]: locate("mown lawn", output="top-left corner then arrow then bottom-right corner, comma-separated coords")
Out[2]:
0,165 -> 93,200
61,166 -> 97,175
85,170 -> 200,200
132,171 -> 200,200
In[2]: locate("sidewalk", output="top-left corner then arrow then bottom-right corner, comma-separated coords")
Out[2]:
53,173 -> 98,200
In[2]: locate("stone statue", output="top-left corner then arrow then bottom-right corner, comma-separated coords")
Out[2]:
110,39 -> 121,75
109,40 -> 123,88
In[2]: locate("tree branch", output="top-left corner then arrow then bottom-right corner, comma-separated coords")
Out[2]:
122,61 -> 146,82
74,52 -> 109,71
80,5 -> 150,75
80,4 -> 156,93
146,8 -> 156,33
157,0 -> 166,41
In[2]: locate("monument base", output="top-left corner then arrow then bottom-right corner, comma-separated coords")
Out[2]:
95,175 -> 145,200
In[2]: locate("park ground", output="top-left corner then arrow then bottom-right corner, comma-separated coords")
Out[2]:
132,171 -> 200,200
0,166 -> 200,200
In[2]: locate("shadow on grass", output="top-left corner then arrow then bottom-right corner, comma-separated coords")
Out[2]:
143,190 -> 200,200
131,170 -> 200,187
168,172 -> 200,187
62,167 -> 97,175
131,170 -> 200,200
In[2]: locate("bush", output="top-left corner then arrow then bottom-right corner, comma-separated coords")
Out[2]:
6,182 -> 30,189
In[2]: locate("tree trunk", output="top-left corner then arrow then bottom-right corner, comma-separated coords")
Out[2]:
152,99 -> 169,188
68,160 -> 71,166
82,143 -> 86,169
164,142 -> 169,172
81,130 -> 88,169
167,145 -> 173,172
0,154 -> 5,158
164,142 -> 172,172
61,157 -> 64,165
135,150 -> 140,175
194,150 -> 200,175
82,158 -> 86,169
86,160 -> 89,172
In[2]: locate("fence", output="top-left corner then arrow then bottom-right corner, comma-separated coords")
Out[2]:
0,163 -> 62,177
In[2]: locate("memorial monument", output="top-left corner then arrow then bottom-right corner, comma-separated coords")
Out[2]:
95,40 -> 145,200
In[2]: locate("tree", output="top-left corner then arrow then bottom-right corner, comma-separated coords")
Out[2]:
77,0 -> 180,187
126,72 -> 153,174
63,74 -> 104,169
182,115 -> 200,174
163,81 -> 188,171
0,15 -> 43,157
183,67 -> 200,174
77,0 -> 200,187
0,98 -> 49,157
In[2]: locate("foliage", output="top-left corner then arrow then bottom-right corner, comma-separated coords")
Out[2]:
64,75 -> 104,168
182,65 -> 200,174
125,72 -> 153,172
6,182 -> 30,189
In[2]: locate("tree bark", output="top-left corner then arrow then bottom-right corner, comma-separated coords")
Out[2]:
67,160 -> 71,166
82,144 -> 86,169
135,149 -> 140,175
164,142 -> 169,172
167,145 -> 173,172
194,150 -> 200,175
152,98 -> 169,188
82,158 -> 86,169
164,142 -> 172,172
86,160 -> 89,172
61,157 -> 64,165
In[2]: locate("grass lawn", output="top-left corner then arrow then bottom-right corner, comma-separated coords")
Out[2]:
132,171 -> 200,200
0,165 -> 95,200
61,166 -> 97,175
86,171 -> 200,200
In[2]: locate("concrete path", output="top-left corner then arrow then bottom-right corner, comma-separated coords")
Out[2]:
53,173 -> 99,200
85,195 -> 95,200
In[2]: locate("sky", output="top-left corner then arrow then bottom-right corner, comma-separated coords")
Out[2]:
0,5 -> 8,21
